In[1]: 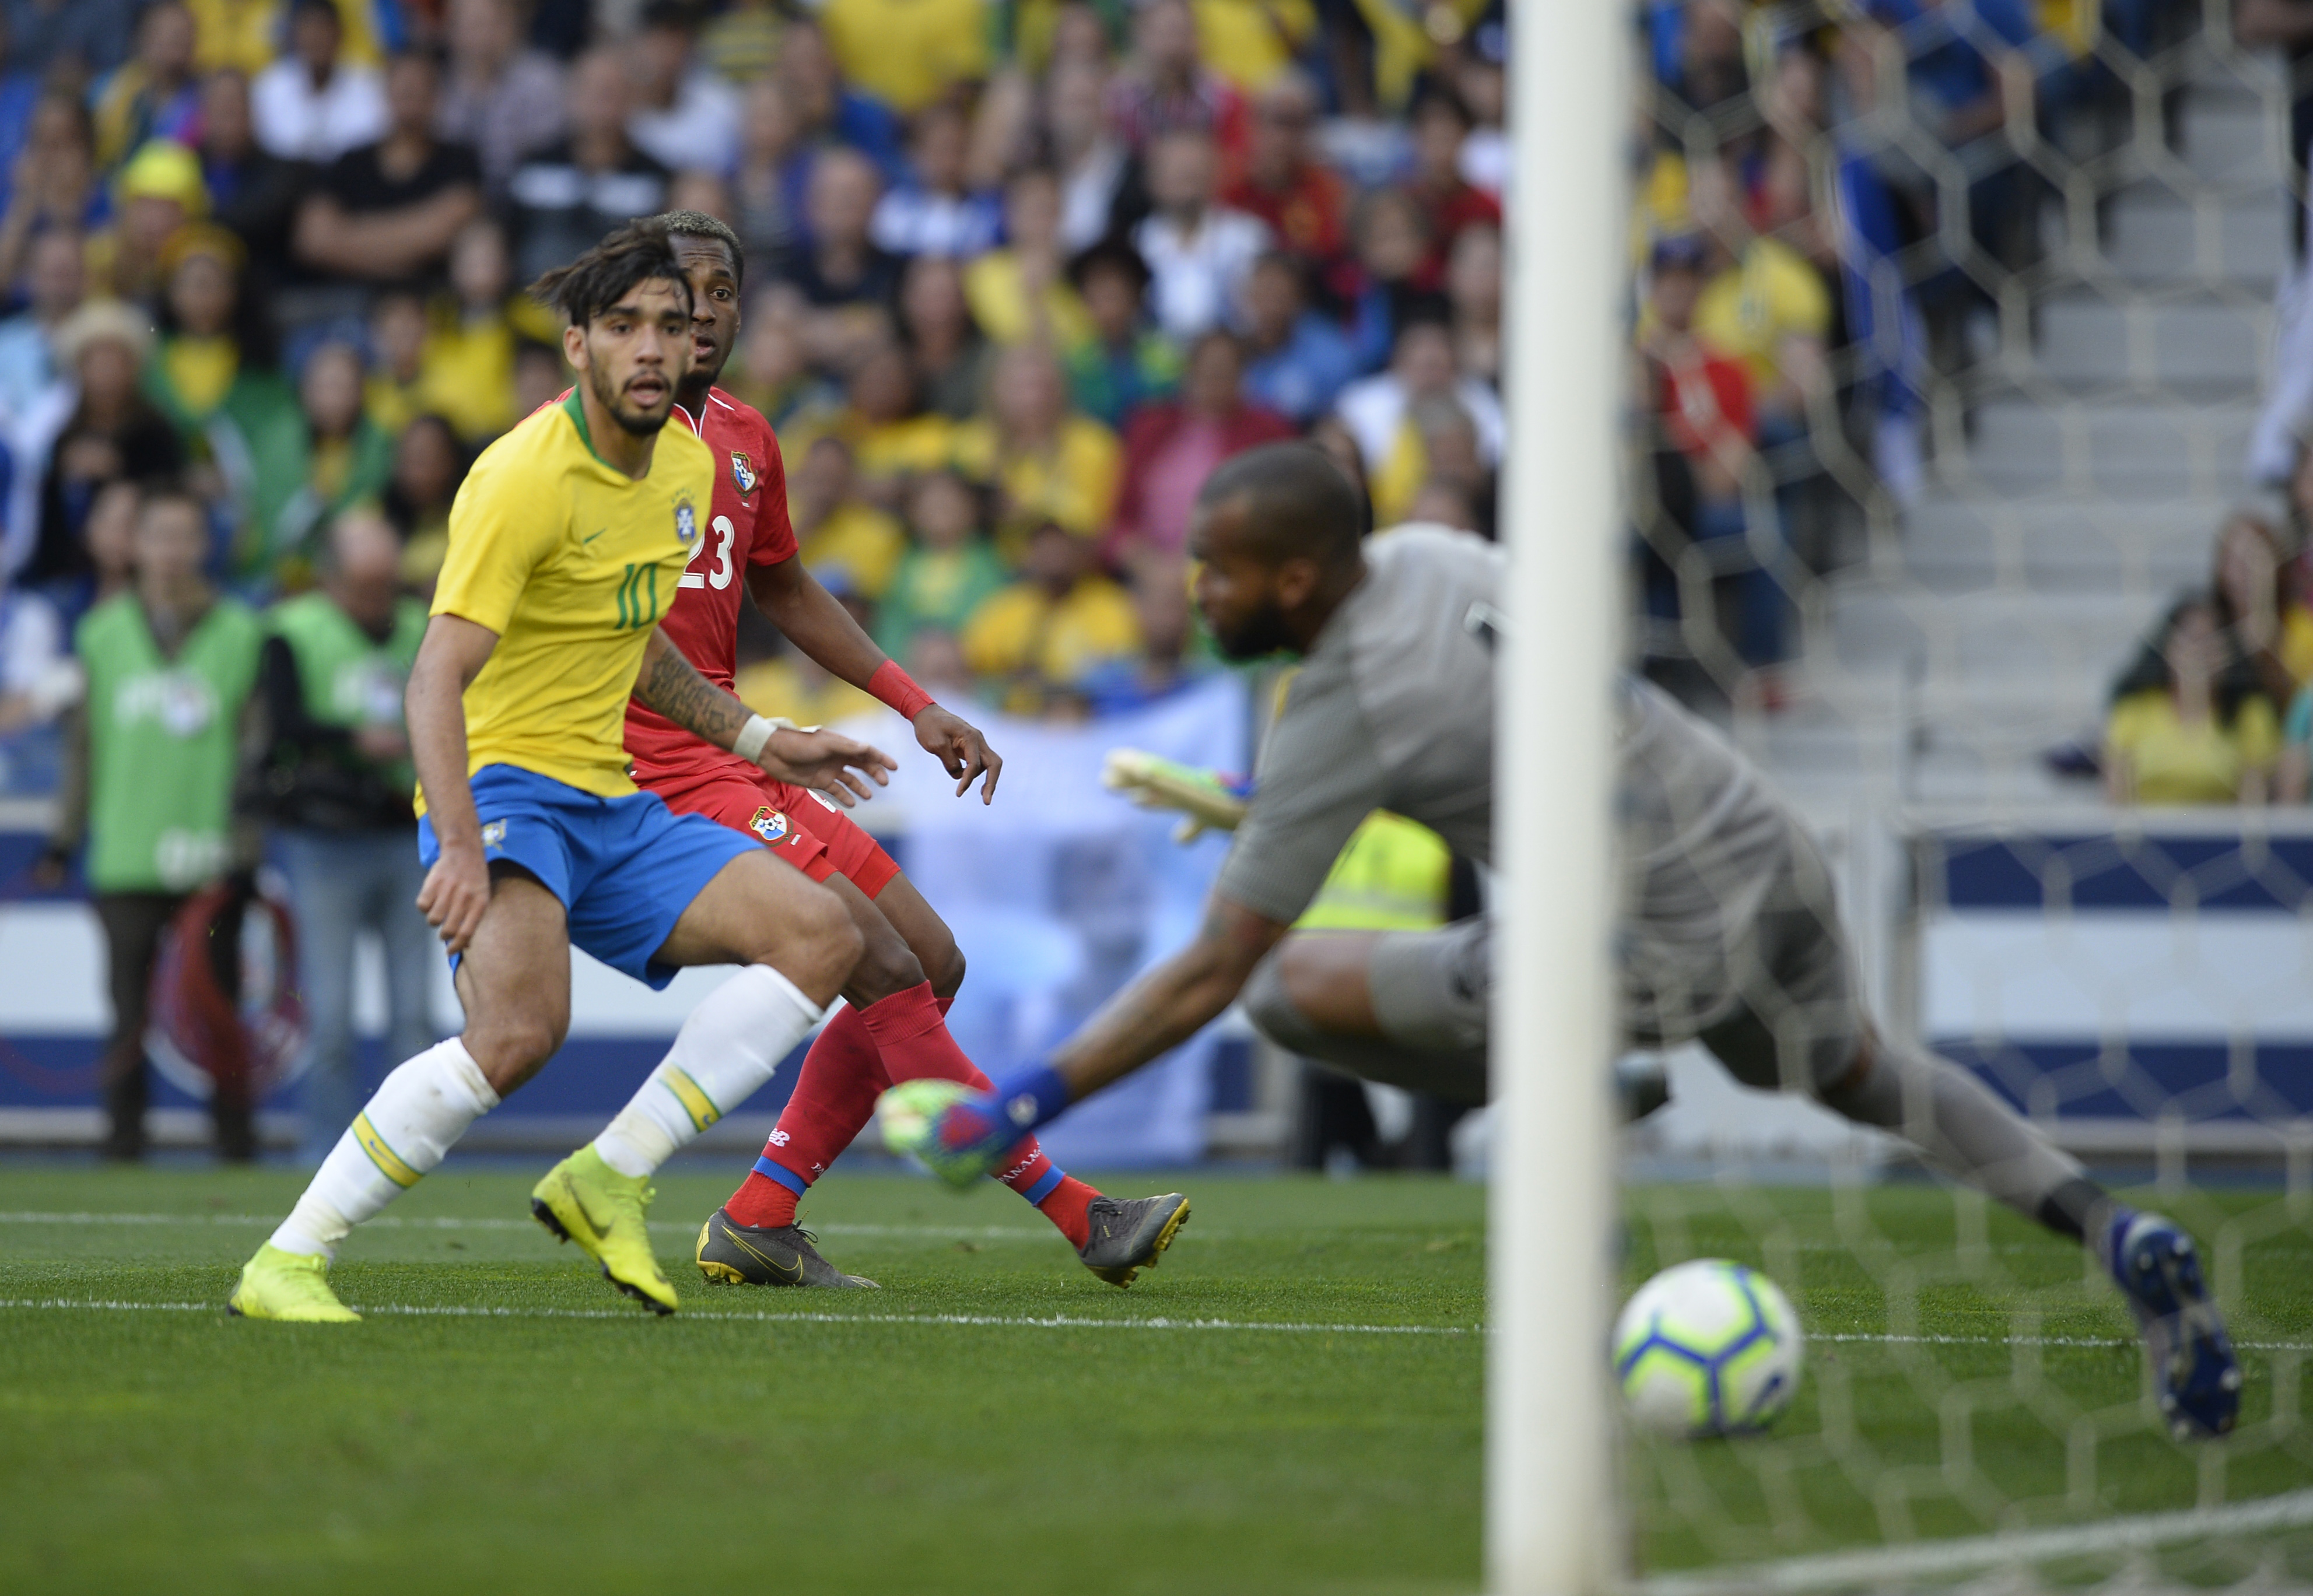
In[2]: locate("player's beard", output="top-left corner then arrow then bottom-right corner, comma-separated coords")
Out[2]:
590,358 -> 672,437
1209,597 -> 1297,661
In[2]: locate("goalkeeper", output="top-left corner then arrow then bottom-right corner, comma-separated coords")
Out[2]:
888,442 -> 2240,1441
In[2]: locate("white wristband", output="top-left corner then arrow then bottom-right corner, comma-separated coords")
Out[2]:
733,714 -> 795,764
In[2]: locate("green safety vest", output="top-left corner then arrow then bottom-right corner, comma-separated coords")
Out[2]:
267,590 -> 426,792
1295,811 -> 1453,932
77,593 -> 264,892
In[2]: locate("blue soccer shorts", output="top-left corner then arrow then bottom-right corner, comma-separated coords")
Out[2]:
417,763 -> 758,989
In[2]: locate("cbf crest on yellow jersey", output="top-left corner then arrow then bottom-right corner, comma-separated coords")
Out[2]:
424,390 -> 716,807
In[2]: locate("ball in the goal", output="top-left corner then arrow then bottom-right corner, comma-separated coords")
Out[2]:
1613,1259 -> 1804,1438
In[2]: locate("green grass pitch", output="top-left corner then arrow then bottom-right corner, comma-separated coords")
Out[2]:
2,1163 -> 2310,1594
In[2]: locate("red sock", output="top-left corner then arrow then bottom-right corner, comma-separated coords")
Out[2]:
723,1001 -> 885,1229
859,983 -> 1102,1246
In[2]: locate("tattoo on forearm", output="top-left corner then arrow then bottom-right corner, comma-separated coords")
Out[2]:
636,641 -> 749,748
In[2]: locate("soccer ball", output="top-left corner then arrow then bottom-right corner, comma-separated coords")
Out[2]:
1613,1259 -> 1804,1438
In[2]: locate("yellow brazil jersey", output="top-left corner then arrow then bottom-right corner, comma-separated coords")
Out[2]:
425,391 -> 715,808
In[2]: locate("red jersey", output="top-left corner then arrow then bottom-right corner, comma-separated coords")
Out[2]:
623,387 -> 797,784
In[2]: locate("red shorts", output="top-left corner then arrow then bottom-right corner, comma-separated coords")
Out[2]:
646,766 -> 900,899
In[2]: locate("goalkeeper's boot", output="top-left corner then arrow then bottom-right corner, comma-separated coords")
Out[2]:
2106,1210 -> 2241,1440
878,1078 -> 1015,1190
1077,1193 -> 1190,1288
228,1243 -> 360,1323
531,1145 -> 678,1315
696,1208 -> 878,1289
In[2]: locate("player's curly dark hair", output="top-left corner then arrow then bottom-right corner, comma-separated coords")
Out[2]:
528,226 -> 693,327
646,209 -> 745,288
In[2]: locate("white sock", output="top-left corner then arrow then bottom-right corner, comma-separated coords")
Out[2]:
269,1038 -> 500,1259
592,964 -> 825,1178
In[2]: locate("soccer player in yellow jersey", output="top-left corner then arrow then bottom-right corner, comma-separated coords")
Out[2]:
230,229 -> 896,1323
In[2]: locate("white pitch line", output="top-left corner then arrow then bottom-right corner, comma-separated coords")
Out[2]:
1818,1330 -> 2313,1353
1637,1488 -> 2313,1596
0,1296 -> 1472,1337
0,1210 -> 1059,1241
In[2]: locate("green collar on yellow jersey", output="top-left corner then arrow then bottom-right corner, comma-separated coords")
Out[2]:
559,387 -> 609,469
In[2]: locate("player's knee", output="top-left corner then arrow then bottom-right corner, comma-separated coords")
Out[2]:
465,1008 -> 566,1088
847,915 -> 925,1005
773,881 -> 863,993
1242,954 -> 1314,1049
913,923 -> 964,999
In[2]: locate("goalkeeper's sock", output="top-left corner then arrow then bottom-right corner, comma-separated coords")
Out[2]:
593,964 -> 824,1178
271,1039 -> 499,1258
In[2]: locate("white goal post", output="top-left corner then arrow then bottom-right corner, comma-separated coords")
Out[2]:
1490,3 -> 1628,1593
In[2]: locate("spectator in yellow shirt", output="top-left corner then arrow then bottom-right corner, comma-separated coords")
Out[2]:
962,518 -> 1144,715
821,0 -> 991,116
2212,509 -> 2313,709
2105,597 -> 2279,806
965,167 -> 1094,349
800,335 -> 954,503
736,583 -> 890,728
415,218 -> 517,443
792,434 -> 909,601
952,343 -> 1122,554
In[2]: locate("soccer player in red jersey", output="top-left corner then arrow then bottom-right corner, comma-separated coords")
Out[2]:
612,211 -> 1190,1288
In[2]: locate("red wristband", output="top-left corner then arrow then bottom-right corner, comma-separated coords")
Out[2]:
868,659 -> 935,720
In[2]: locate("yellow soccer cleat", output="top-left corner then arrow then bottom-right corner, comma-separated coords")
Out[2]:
227,1243 -> 361,1323
531,1145 -> 678,1314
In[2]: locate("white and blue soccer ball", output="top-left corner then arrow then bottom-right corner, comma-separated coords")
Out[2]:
1613,1259 -> 1804,1438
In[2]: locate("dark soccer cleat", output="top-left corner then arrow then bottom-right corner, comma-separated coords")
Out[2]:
1077,1193 -> 1190,1288
2106,1211 -> 2241,1440
695,1208 -> 878,1289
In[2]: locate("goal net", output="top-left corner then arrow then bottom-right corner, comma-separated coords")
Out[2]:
1501,1 -> 2313,1590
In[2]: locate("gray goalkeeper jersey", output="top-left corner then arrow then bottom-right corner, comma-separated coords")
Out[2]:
1215,523 -> 1795,1032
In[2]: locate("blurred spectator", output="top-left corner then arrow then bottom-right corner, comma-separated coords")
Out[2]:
511,339 -> 565,417
1407,392 -> 1493,538
1652,0 -> 1749,114
1046,56 -> 1127,252
626,0 -> 741,176
380,409 -> 465,587
252,508 -> 433,1164
0,225 -> 83,419
0,93 -> 101,288
965,165 -> 1091,349
2210,509 -> 2313,710
790,432 -> 906,599
822,332 -> 950,499
1061,237 -> 1180,429
961,517 -> 1140,714
1455,27 -> 1507,199
188,0 -> 285,76
143,227 -> 305,578
900,255 -> 991,422
669,168 -> 732,220
295,51 -> 483,286
1240,251 -> 1357,425
790,146 -> 903,356
195,68 -> 306,303
2107,597 -> 2277,806
1222,70 -> 1348,274
1104,0 -> 1247,161
506,47 -> 668,287
954,341 -> 1121,548
436,0 -> 567,195
1404,85 -> 1499,290
731,75 -> 803,266
10,0 -> 138,79
418,216 -> 518,442
723,282 -> 829,430
46,486 -> 265,1159
699,0 -> 784,85
29,300 -> 182,590
773,17 -> 904,180
1335,317 -> 1502,527
1133,125 -> 1268,341
272,339 -> 393,570
45,478 -> 142,622
1083,551 -> 1205,712
92,0 -> 200,173
1687,156 -> 1830,457
1407,473 -> 1481,534
362,287 -> 426,434
871,102 -> 1003,259
734,578 -> 885,724
1344,187 -> 1443,371
874,466 -> 1006,662
87,136 -> 208,309
1635,235 -> 1782,679
1109,329 -> 1292,564
823,0 -> 989,117
253,0 -> 389,164
1190,0 -> 1315,92
1445,221 -> 1500,389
